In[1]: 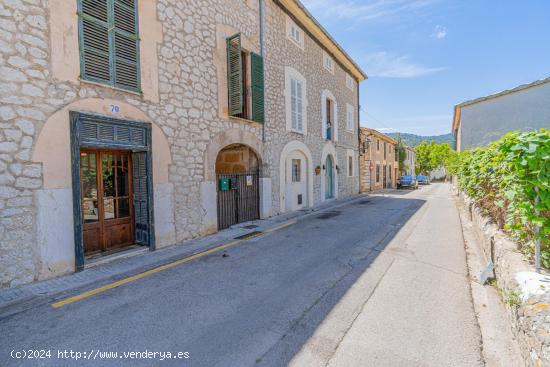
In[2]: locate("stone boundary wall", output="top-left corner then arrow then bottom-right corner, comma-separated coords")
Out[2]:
458,191 -> 550,367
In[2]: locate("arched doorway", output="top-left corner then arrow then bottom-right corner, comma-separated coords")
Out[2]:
285,150 -> 309,211
216,144 -> 260,230
279,141 -> 314,214
32,98 -> 173,275
325,155 -> 335,199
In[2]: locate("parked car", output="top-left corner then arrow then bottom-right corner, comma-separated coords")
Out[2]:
397,175 -> 418,189
416,175 -> 430,185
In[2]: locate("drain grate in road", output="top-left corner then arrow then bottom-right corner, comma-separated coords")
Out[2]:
242,224 -> 259,229
234,231 -> 263,240
316,211 -> 341,219
357,200 -> 371,205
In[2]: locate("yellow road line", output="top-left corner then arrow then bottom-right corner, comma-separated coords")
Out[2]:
51,220 -> 297,308
264,220 -> 297,233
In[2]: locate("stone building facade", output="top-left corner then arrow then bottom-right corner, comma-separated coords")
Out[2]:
359,128 -> 397,192
0,0 -> 365,287
404,146 -> 416,177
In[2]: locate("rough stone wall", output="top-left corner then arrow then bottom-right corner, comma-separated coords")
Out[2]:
359,129 -> 371,192
0,0 -> 265,287
0,0 -> 360,288
263,0 -> 360,210
0,0 -> 52,287
359,129 -> 397,191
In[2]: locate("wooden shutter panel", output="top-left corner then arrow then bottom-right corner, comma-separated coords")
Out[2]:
296,81 -> 303,131
291,79 -> 297,130
113,0 -> 140,90
78,0 -> 140,91
250,52 -> 265,123
132,151 -> 150,245
226,34 -> 243,116
79,0 -> 111,83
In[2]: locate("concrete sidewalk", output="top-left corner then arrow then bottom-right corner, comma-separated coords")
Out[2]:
0,193 -> 367,317
290,183 -> 485,366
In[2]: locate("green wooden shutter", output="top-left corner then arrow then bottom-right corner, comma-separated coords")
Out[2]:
226,34 -> 243,116
113,0 -> 140,90
79,0 -> 111,84
250,52 -> 265,123
78,0 -> 140,91
132,151 -> 150,245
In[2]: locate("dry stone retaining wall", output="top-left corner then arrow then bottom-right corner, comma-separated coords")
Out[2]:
460,192 -> 550,367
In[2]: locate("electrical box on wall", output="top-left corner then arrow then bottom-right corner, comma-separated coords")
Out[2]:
219,178 -> 229,191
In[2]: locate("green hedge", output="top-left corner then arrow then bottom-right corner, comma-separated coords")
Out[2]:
456,129 -> 550,266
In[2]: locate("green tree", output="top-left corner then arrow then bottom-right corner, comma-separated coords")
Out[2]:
396,137 -> 408,174
415,141 -> 434,174
415,141 -> 454,175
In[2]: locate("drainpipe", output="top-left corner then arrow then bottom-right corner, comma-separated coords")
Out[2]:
259,0 -> 266,143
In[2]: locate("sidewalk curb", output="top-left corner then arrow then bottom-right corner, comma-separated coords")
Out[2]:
455,188 -> 548,367
0,193 -> 370,317
455,193 -> 524,366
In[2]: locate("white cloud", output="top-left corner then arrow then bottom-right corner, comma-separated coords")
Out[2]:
363,51 -> 446,78
431,25 -> 447,39
301,0 -> 437,23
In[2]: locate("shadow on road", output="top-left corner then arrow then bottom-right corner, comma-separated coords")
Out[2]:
255,195 -> 426,366
0,195 -> 426,367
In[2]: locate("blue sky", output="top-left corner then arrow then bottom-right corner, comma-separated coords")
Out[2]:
301,0 -> 550,136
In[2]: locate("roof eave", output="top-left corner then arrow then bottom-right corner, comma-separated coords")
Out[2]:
279,0 -> 367,81
456,76 -> 550,109
452,105 -> 461,136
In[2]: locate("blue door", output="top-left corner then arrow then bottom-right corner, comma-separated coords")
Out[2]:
325,155 -> 334,199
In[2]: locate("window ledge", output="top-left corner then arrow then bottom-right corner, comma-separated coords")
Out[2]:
290,129 -> 305,135
229,116 -> 262,126
287,37 -> 304,50
79,78 -> 143,97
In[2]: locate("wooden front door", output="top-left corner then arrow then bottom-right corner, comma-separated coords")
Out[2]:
81,150 -> 134,256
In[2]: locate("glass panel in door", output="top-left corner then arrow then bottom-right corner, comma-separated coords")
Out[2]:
82,149 -> 135,256
81,151 -> 101,254
101,151 -> 134,251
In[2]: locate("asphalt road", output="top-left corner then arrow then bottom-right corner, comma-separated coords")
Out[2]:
0,183 -> 483,367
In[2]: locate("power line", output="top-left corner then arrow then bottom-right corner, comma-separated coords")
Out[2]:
359,106 -> 399,133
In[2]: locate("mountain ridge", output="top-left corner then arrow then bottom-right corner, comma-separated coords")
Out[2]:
386,132 -> 455,148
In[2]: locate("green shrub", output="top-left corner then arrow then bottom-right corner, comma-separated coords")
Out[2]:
456,129 -> 550,266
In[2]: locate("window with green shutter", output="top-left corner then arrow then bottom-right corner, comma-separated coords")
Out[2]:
226,33 -> 243,117
78,0 -> 141,92
250,52 -> 265,123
